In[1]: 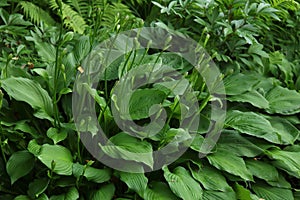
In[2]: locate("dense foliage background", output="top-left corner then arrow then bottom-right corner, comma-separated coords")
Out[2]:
1,0 -> 300,199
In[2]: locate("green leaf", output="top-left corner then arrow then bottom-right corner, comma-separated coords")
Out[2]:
47,128 -> 68,145
225,110 -> 281,144
6,150 -> 35,184
224,73 -> 260,95
27,139 -> 41,156
90,184 -> 115,200
267,148 -> 300,178
84,167 -> 111,183
207,149 -> 253,181
65,187 -> 79,200
129,88 -> 166,120
266,116 -> 299,145
217,130 -> 264,157
227,90 -> 269,109
119,172 -> 148,194
265,86 -> 300,115
163,166 -> 203,200
28,178 -> 49,199
203,190 -> 236,200
190,165 -> 232,192
245,159 -> 279,182
142,182 -> 179,200
50,187 -> 79,200
14,195 -> 31,200
234,183 -> 252,200
1,77 -> 53,117
37,144 -> 73,176
100,132 -> 153,169
252,183 -> 294,200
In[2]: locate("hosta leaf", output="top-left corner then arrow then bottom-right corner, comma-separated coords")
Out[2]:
129,88 -> 166,120
224,73 -> 260,95
217,130 -> 264,157
100,132 -> 153,169
28,178 -> 49,199
1,77 -> 53,117
6,150 -> 35,184
234,183 -> 252,200
65,187 -> 79,200
14,195 -> 31,200
266,173 -> 291,189
84,167 -> 111,183
252,183 -> 294,200
267,148 -> 300,178
227,90 -> 269,109
207,149 -> 253,181
119,171 -> 148,194
190,165 -> 232,192
245,159 -> 279,181
38,144 -> 73,176
265,86 -> 300,115
90,184 -> 115,200
203,190 -> 236,200
225,110 -> 281,144
163,166 -> 203,200
266,116 -> 299,145
47,128 -> 68,145
50,187 -> 79,200
142,182 -> 179,200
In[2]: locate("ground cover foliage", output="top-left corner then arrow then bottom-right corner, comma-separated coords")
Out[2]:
0,0 -> 300,199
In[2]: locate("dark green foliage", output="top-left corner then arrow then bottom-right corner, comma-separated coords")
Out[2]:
0,0 -> 300,199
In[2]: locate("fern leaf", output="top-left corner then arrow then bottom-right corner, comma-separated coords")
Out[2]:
19,1 -> 55,26
49,0 -> 87,34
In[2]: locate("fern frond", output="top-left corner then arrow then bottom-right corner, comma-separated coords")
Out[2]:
66,0 -> 89,16
49,0 -> 87,34
19,1 -> 55,26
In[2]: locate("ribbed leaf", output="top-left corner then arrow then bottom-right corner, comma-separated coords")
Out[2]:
226,110 -> 281,144
37,144 -> 73,176
207,149 -> 253,181
100,132 -> 153,169
6,150 -> 35,184
90,184 -> 115,200
119,172 -> 148,194
252,183 -> 294,200
163,166 -> 203,200
265,86 -> 300,114
1,77 -> 53,117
